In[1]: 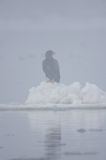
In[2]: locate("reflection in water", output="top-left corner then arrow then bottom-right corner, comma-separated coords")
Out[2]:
1,110 -> 106,160
45,124 -> 61,160
26,110 -> 106,160
27,112 -> 62,160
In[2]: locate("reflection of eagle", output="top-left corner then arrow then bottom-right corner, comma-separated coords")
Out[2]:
45,125 -> 61,160
42,50 -> 60,83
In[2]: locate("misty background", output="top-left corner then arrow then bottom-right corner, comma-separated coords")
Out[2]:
0,0 -> 106,104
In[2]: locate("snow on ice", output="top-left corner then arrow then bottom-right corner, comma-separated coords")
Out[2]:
26,82 -> 106,105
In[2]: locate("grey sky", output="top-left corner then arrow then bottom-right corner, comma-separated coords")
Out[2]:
0,0 -> 106,103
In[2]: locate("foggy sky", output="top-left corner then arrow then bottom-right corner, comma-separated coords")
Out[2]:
0,0 -> 106,103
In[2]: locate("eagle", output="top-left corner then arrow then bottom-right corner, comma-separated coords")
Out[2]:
42,50 -> 60,83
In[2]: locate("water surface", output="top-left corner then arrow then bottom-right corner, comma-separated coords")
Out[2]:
0,108 -> 106,160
